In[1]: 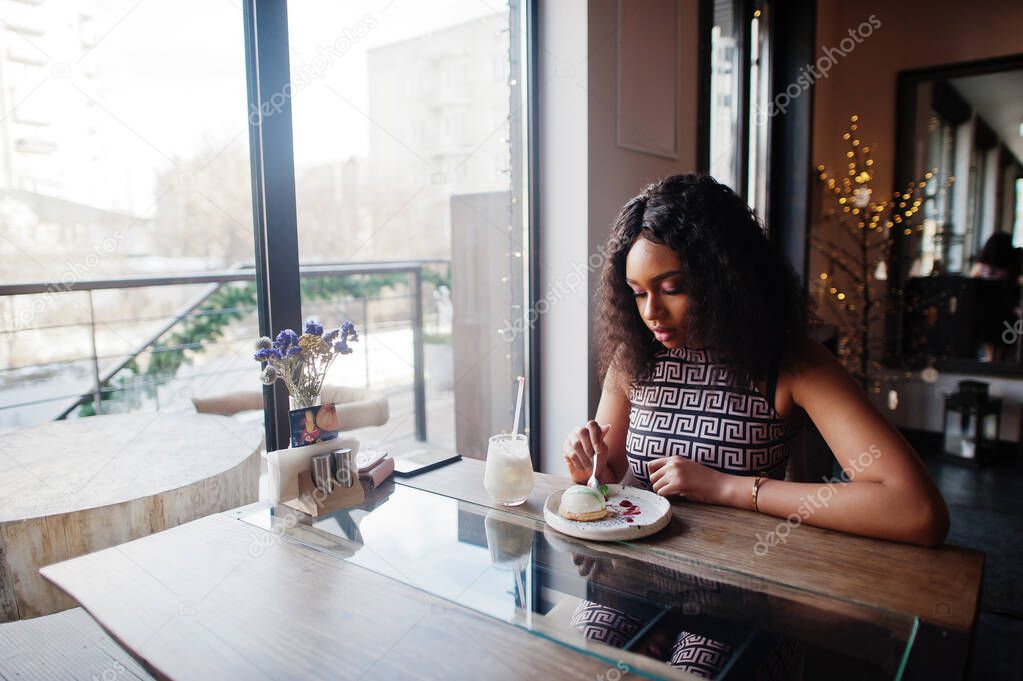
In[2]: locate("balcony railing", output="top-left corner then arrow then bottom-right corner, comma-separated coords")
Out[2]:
0,260 -> 451,441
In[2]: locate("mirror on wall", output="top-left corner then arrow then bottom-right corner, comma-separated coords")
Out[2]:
893,56 -> 1023,373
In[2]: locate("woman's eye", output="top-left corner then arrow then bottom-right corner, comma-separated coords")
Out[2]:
663,286 -> 684,295
631,290 -> 646,298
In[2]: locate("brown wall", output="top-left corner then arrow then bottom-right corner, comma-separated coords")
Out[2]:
538,0 -> 703,470
810,0 -> 1023,432
586,0 -> 701,413
811,0 -> 1023,269
808,0 -> 1023,341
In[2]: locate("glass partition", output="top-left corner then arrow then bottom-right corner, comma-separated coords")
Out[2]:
284,0 -> 531,459
238,483 -> 918,680
0,0 -> 261,431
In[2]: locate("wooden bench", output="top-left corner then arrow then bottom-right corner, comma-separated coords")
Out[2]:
0,608 -> 153,680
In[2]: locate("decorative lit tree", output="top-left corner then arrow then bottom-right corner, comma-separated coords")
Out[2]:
812,114 -> 935,395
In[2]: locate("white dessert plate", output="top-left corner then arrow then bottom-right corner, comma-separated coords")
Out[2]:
543,485 -> 672,541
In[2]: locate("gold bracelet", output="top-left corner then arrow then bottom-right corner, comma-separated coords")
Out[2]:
751,476 -> 766,513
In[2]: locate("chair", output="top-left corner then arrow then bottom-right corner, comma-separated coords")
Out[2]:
0,608 -> 155,678
191,384 -> 389,431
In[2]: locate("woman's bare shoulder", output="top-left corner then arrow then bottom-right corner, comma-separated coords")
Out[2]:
783,335 -> 841,377
604,358 -> 636,398
774,335 -> 843,416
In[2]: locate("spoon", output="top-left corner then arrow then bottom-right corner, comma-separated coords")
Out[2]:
587,449 -> 599,490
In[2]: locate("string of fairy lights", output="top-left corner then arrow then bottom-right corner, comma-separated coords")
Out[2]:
813,114 -> 938,399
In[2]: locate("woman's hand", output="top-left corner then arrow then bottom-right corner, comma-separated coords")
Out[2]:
563,420 -> 612,482
571,553 -> 609,579
647,456 -> 731,504
570,553 -> 624,587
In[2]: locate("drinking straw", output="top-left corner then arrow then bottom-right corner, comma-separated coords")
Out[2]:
511,375 -> 525,435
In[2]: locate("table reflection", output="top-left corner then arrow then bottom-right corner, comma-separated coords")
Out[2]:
239,482 -> 915,680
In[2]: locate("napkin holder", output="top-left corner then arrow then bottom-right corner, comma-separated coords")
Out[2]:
285,469 -> 365,517
270,437 -> 365,516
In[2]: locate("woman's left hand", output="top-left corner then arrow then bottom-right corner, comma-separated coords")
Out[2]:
647,456 -> 729,504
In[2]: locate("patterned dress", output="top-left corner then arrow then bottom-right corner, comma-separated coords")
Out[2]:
626,345 -> 803,489
571,345 -> 804,679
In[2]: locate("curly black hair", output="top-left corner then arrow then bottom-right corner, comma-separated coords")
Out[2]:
977,231 -> 1019,272
596,173 -> 808,389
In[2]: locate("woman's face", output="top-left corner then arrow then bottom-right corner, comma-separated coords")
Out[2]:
625,238 -> 693,349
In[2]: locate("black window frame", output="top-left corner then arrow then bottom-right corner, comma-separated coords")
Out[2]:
702,0 -> 814,282
242,0 -> 541,459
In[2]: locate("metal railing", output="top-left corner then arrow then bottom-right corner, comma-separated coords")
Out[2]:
0,260 -> 449,440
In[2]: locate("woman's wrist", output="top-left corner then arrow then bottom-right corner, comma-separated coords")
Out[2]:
718,473 -> 752,509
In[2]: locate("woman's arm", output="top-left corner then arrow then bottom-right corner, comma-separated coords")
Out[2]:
564,364 -> 632,485
729,337 -> 949,546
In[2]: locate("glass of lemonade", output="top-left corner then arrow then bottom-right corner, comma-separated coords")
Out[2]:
484,433 -> 534,506
484,510 -> 533,569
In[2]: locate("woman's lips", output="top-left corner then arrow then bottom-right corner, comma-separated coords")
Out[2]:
652,327 -> 674,341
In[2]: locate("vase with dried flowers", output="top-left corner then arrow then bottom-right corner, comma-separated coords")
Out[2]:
253,320 -> 359,409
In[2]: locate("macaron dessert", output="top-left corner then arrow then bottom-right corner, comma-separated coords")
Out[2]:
558,485 -> 608,521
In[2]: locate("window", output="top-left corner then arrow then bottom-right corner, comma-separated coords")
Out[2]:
1015,178 -> 1023,248
0,0 -> 258,429
917,113 -> 955,275
0,0 -> 537,457
285,1 -> 531,459
746,6 -> 770,218
708,0 -> 771,211
709,0 -> 739,190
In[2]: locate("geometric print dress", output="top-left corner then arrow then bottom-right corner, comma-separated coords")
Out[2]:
625,345 -> 803,489
571,345 -> 804,679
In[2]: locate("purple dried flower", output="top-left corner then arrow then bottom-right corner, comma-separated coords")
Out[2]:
253,348 -> 274,361
304,320 -> 323,336
275,329 -> 299,348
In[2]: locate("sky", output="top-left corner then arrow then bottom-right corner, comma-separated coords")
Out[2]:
84,0 -> 499,179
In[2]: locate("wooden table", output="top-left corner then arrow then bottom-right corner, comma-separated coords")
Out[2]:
40,515 -> 638,681
398,460 -> 984,633
400,461 -> 984,679
40,459 -> 983,680
1,413 -> 262,621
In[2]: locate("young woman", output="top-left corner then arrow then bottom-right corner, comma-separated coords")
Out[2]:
970,231 -> 1019,281
970,231 -> 1021,362
564,173 -> 948,545
561,174 -> 950,678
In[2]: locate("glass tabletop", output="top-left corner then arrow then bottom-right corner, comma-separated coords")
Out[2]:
236,480 -> 918,680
